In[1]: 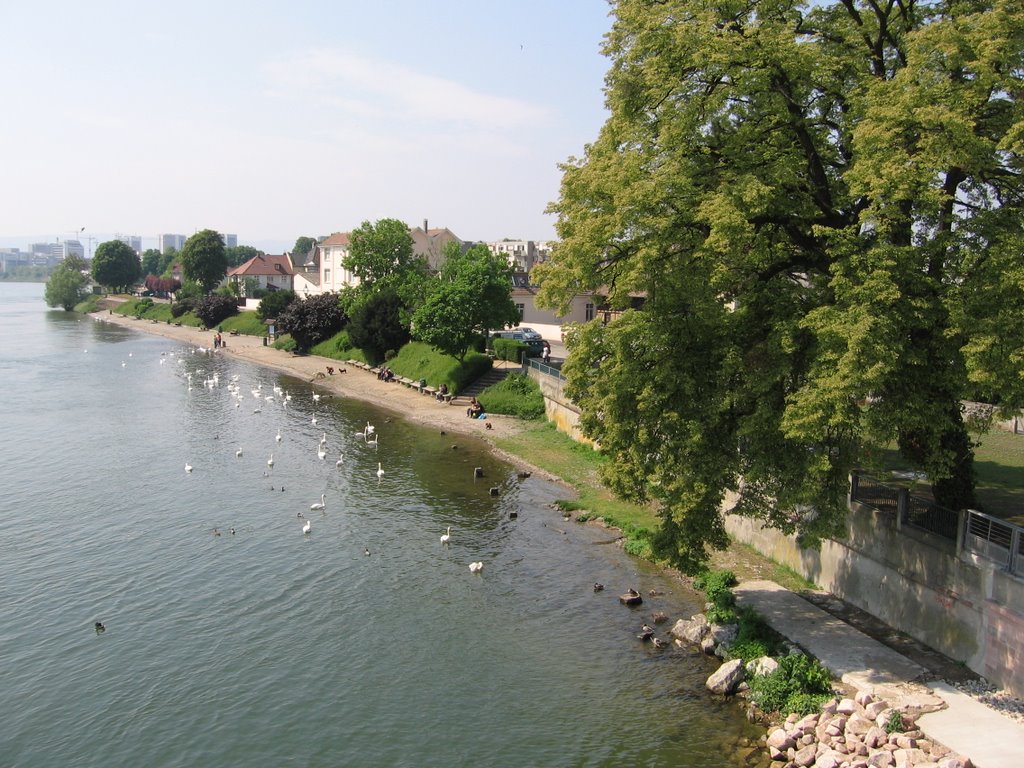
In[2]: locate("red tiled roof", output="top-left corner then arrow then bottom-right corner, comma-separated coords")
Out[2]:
320,232 -> 351,247
227,254 -> 294,277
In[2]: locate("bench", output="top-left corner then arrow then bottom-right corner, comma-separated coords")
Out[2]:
397,377 -> 415,388
443,393 -> 455,404
229,329 -> 239,336
421,385 -> 437,397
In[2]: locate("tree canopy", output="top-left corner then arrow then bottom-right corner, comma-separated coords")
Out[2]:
140,248 -> 163,278
345,218 -> 429,307
347,288 -> 411,365
91,240 -> 140,292
534,0 -> 1024,572
413,242 -> 521,362
224,244 -> 262,269
292,236 -> 317,257
44,260 -> 89,311
179,230 -> 227,294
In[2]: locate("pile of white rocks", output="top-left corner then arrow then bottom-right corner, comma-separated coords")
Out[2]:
762,693 -> 972,768
669,614 -> 974,768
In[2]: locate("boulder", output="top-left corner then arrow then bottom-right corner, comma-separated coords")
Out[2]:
767,728 -> 796,751
709,622 -> 738,647
671,615 -> 710,644
793,744 -> 817,767
705,658 -> 746,695
864,726 -> 888,749
747,656 -> 779,678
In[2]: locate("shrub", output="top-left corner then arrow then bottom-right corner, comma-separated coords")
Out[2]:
492,337 -> 527,361
195,294 -> 239,328
478,373 -> 545,419
277,292 -> 345,352
694,569 -> 738,623
749,653 -> 833,715
171,298 -> 194,318
257,289 -> 296,321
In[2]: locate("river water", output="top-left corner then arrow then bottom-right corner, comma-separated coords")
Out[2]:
0,282 -> 763,767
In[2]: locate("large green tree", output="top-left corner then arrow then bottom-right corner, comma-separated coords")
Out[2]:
179,230 -> 228,294
535,0 -> 1024,571
292,236 -> 317,257
140,248 -> 163,278
44,259 -> 89,310
345,218 -> 430,308
348,288 -> 411,365
224,245 -> 262,269
91,240 -> 140,293
413,242 -> 521,362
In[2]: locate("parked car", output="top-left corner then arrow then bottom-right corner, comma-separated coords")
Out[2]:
489,330 -> 545,357
515,326 -> 542,340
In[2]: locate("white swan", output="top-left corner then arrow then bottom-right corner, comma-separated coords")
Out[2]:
468,561 -> 483,574
236,448 -> 243,457
310,493 -> 326,511
365,422 -> 375,435
317,446 -> 326,460
302,519 -> 312,534
311,416 -> 318,426
336,453 -> 345,467
312,391 -> 321,402
267,453 -> 274,468
376,462 -> 384,479
185,462 -> 193,473
275,430 -> 282,443
440,526 -> 451,545
319,432 -> 327,446
365,433 -> 378,448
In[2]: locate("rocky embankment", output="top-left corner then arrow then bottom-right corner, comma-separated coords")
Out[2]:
671,614 -> 974,768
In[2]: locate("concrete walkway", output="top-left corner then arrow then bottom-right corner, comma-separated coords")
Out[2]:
735,580 -> 1024,768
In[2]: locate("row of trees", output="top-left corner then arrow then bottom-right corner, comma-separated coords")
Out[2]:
535,0 -> 1024,572
276,219 -> 520,361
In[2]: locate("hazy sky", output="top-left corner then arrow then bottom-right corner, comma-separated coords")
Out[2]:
0,1 -> 613,253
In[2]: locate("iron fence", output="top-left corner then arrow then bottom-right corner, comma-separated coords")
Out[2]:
905,494 -> 961,541
851,471 -> 1024,576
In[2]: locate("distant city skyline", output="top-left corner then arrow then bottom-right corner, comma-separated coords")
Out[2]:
0,1 -> 613,251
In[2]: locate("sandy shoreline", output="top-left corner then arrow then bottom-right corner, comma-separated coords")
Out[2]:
92,310 -> 565,486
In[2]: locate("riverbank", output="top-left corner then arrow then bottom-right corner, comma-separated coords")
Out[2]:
91,311 -> 558,479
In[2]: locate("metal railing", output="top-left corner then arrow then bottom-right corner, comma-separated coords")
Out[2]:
851,471 -> 1024,576
964,509 -> 1023,577
527,358 -> 566,380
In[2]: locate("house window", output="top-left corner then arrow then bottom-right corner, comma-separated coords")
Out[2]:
324,269 -> 331,284
585,303 -> 594,321
516,303 -> 524,319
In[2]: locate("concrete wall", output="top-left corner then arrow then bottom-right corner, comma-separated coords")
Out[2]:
724,493 -> 1024,696
527,367 -> 592,445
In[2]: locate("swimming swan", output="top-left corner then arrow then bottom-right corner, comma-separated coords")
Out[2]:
310,494 -> 326,511
302,519 -> 312,534
440,526 -> 451,545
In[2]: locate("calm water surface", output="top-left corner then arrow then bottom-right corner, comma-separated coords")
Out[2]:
0,283 -> 762,767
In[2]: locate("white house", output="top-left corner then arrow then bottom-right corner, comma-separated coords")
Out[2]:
312,221 -> 464,295
226,254 -> 295,296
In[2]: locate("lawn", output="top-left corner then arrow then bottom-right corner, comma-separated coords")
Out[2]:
870,430 -> 1024,520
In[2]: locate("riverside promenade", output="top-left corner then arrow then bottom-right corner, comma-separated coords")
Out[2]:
735,580 -> 1024,768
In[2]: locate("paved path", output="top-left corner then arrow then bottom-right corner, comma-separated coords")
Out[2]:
735,580 -> 1024,768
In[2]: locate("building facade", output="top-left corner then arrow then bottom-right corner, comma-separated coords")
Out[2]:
226,254 -> 295,297
483,239 -> 552,274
